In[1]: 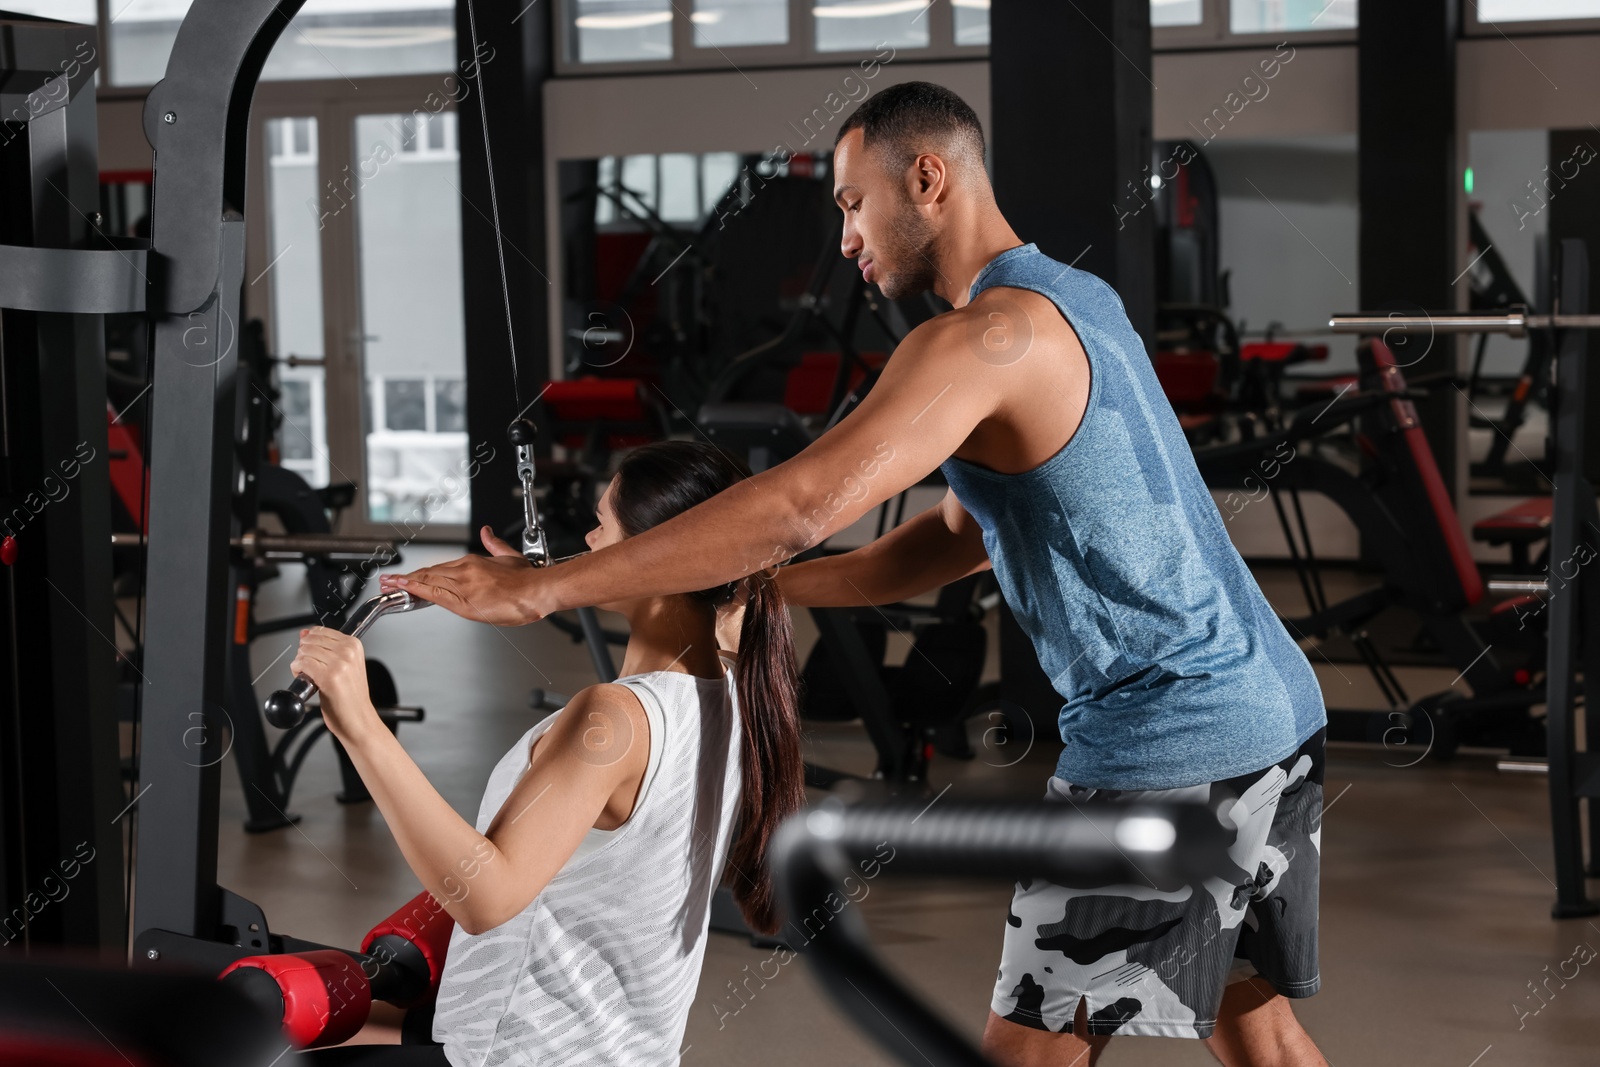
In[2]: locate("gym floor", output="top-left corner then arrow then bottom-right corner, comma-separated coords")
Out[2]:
208,547 -> 1600,1066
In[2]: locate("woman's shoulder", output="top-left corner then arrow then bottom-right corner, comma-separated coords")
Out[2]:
550,683 -> 653,755
568,681 -> 651,718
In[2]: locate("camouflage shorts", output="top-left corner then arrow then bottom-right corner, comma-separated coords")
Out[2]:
991,728 -> 1324,1040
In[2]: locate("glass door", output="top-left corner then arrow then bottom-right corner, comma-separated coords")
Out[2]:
348,110 -> 469,531
259,115 -> 333,490
248,97 -> 469,541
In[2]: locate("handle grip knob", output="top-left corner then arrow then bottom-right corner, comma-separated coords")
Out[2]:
264,677 -> 315,729
507,418 -> 538,447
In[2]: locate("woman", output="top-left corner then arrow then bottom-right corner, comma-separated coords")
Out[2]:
293,441 -> 806,1066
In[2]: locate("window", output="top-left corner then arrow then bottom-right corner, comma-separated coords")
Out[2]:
263,117 -> 329,487
3,1 -> 96,21
813,0 -> 931,53
395,111 -> 459,159
279,380 -> 316,469
618,154 -> 659,214
570,0 -> 674,63
107,0 -> 455,88
435,379 -> 466,433
943,0 -> 1212,46
383,378 -> 427,432
261,0 -> 455,81
1477,0 -> 1600,19
692,0 -> 788,47
701,153 -> 741,217
952,0 -> 989,46
595,156 -> 619,225
1230,0 -> 1356,34
559,0 -> 1360,72
659,153 -> 702,222
269,117 -> 318,164
590,151 -> 788,230
1152,0 -> 1204,28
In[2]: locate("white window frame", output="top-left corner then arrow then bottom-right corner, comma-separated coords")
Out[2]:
395,109 -> 460,160
1155,0 -> 1357,48
1463,1 -> 1600,37
551,0 -> 1358,73
277,369 -> 332,489
554,0 -> 968,75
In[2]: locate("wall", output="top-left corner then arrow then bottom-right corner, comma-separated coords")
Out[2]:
91,27 -> 1600,559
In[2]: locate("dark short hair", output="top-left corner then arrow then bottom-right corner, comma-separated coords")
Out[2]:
835,80 -> 986,175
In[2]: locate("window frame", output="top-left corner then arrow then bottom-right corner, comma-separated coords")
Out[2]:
551,0 -> 1359,74
93,0 -> 463,92
553,0 -> 969,76
1462,0 -> 1600,37
1154,0 -> 1357,49
83,0 -> 1373,89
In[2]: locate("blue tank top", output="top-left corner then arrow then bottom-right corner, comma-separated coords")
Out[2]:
940,243 -> 1325,790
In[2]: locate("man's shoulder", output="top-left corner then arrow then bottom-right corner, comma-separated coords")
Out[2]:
897,287 -> 1070,365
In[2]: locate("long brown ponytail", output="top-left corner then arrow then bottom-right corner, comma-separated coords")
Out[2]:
610,442 -> 805,935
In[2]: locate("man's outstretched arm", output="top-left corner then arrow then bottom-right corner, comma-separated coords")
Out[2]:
390,317 -> 999,624
777,488 -> 990,608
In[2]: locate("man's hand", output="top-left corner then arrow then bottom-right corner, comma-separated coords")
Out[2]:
379,525 -> 549,626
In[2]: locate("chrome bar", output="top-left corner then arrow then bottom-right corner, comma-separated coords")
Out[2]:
1329,311 -> 1600,336
262,590 -> 432,728
1488,578 -> 1549,595
113,531 -> 398,562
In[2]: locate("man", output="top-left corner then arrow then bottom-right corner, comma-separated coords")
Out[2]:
386,82 -> 1329,1066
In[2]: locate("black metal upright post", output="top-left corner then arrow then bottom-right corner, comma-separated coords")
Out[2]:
990,0 -> 1154,352
131,0 -> 307,954
0,15 -> 123,956
1548,128 -> 1600,484
458,0 -> 552,546
1358,0 -> 1458,487
988,0 -> 1154,740
1543,239 -> 1600,919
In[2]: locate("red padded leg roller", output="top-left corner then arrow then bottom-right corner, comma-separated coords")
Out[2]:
219,949 -> 372,1050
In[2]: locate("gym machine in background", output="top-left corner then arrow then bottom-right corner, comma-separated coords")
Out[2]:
108,319 -> 425,833
0,6 -> 490,1053
0,0 -> 376,965
1331,238 -> 1600,919
0,11 -> 130,957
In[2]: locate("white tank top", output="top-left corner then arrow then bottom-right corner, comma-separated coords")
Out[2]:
432,662 -> 743,1067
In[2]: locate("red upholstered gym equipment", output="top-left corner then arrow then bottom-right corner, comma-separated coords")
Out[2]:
219,948 -> 372,1050
360,889 -> 459,1009
1,956 -> 286,1067
217,889 -> 457,1050
1473,495 -> 1553,571
1239,341 -> 1328,365
783,350 -> 889,416
543,377 -> 650,425
1153,350 -> 1224,434
0,1033 -> 160,1067
541,377 -> 670,463
107,399 -> 150,534
1364,338 -> 1484,609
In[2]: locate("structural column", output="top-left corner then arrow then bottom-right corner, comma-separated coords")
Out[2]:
989,0 -> 1155,736
1359,0 -> 1459,484
458,0 -> 553,543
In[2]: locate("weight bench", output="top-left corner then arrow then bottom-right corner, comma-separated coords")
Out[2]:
1196,337 -> 1544,757
541,376 -> 671,474
1473,496 -> 1552,572
1152,349 -> 1224,436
